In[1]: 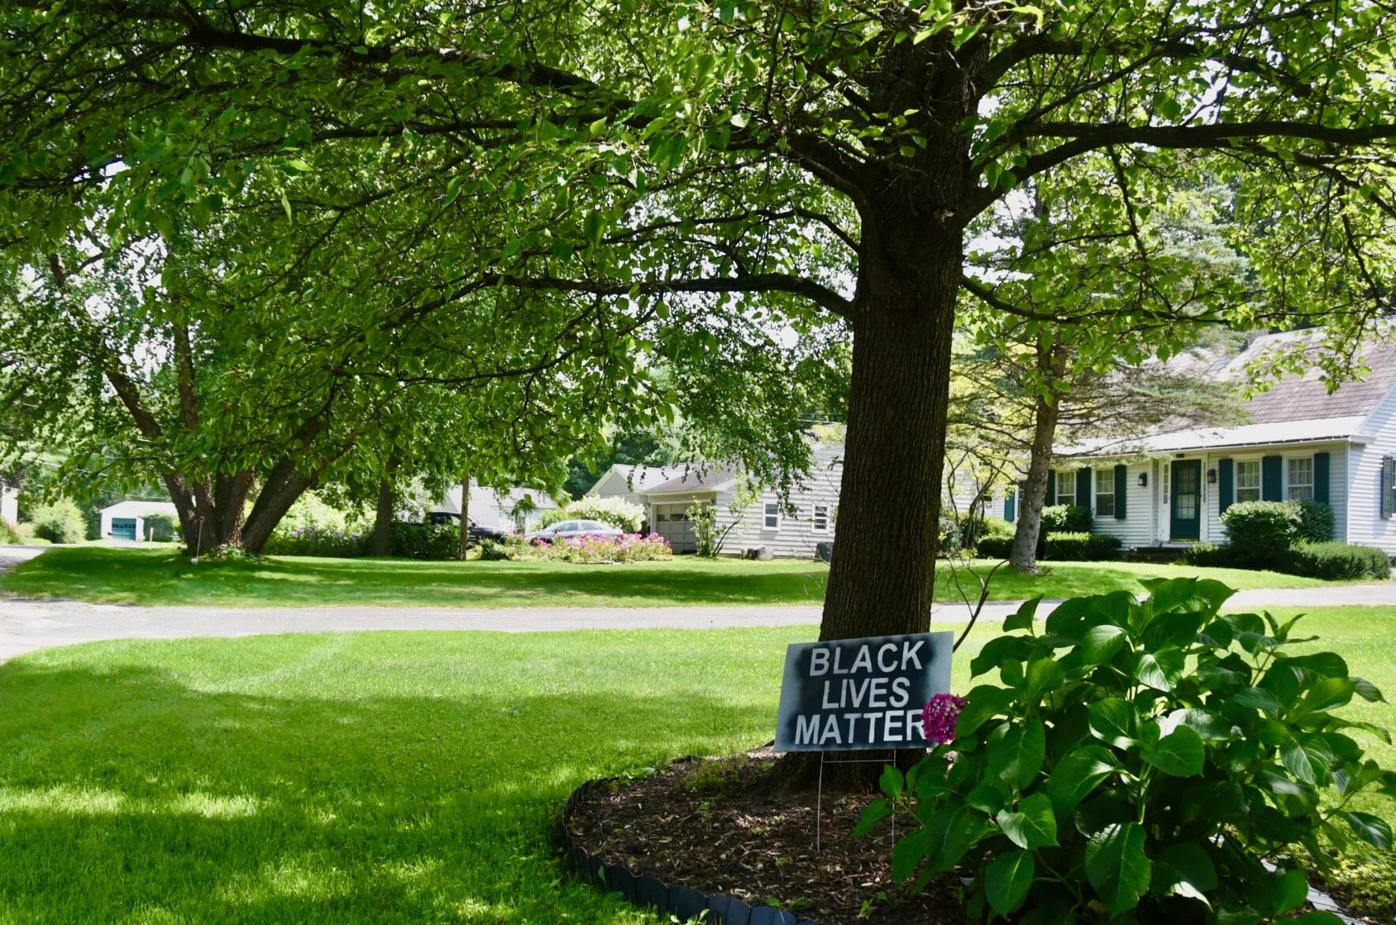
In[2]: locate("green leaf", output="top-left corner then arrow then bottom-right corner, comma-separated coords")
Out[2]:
1079,624 -> 1129,664
1271,867 -> 1308,916
891,827 -> 931,882
854,798 -> 892,837
1344,811 -> 1394,849
1085,822 -> 1152,916
279,188 -> 293,222
995,792 -> 1058,849
1002,596 -> 1040,632
1287,914 -> 1344,925
956,685 -> 1015,737
879,765 -> 904,800
1087,698 -> 1137,750
582,211 -> 604,247
1025,658 -> 1064,701
1140,725 -> 1205,777
1296,677 -> 1356,715
1155,842 -> 1217,904
1046,746 -> 1117,815
984,849 -> 1035,916
987,718 -> 1046,789
1135,650 -> 1183,691
729,112 -> 749,129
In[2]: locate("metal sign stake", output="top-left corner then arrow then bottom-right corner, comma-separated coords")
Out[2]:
815,749 -> 899,854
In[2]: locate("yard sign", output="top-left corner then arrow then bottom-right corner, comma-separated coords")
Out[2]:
774,631 -> 952,751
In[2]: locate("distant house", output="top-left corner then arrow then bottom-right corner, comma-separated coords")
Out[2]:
1014,334 -> 1396,556
426,481 -> 561,534
1,484 -> 16,525
590,442 -> 844,557
99,500 -> 180,542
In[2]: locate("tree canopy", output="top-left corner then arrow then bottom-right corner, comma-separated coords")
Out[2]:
2,0 -> 1393,634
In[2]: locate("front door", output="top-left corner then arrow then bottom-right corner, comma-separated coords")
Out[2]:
1169,460 -> 1202,541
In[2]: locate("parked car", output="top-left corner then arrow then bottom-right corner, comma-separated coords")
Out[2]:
427,513 -> 506,543
524,519 -> 623,542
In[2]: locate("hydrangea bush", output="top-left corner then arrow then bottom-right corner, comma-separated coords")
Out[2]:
858,579 -> 1395,924
482,532 -> 671,563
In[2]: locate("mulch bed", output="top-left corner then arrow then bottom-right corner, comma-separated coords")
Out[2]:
564,749 -> 970,924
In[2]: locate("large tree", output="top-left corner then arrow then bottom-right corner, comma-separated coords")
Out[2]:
2,0 -> 1394,636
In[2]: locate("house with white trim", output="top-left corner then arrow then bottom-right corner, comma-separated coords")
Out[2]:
426,481 -> 561,534
1,483 -> 16,526
1006,333 -> 1396,556
588,442 -> 844,557
99,500 -> 180,542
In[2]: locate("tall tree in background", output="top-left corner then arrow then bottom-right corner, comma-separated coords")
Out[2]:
2,1 -> 1394,639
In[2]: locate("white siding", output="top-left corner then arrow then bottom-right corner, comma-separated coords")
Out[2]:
1197,443 -> 1351,546
1083,462 -> 1154,549
589,470 -> 646,508
719,443 -> 843,558
1349,384 -> 1396,556
1,486 -> 16,526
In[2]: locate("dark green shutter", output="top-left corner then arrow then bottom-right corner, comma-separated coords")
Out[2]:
1004,488 -> 1016,522
1046,471 -> 1056,506
1077,468 -> 1092,511
1262,455 -> 1283,502
1382,457 -> 1394,519
1114,464 -> 1127,520
1313,452 -> 1330,505
1218,458 -> 1234,515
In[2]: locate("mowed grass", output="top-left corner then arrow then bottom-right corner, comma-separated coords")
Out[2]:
0,608 -> 1391,922
0,546 -> 1343,609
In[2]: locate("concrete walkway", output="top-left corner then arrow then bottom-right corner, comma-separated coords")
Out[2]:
1,546 -> 1392,661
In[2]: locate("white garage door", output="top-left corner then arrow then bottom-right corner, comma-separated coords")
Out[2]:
653,503 -> 696,553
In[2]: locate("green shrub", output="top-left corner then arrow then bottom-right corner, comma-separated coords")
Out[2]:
143,513 -> 178,542
974,518 -> 1017,559
30,499 -> 86,544
1288,541 -> 1390,580
1042,531 -> 1122,561
1180,541 -> 1232,567
1221,500 -> 1302,567
1041,503 -> 1091,534
388,522 -> 460,560
480,532 -> 671,563
540,496 -> 644,533
860,579 -> 1396,924
264,524 -> 366,558
0,518 -> 19,544
1295,499 -> 1336,542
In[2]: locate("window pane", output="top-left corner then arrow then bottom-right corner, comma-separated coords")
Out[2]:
1236,461 -> 1260,490
1056,471 -> 1074,504
1237,487 -> 1261,502
1095,470 -> 1114,493
1097,495 -> 1115,516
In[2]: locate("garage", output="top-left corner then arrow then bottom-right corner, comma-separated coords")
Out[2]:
110,518 -> 138,541
652,503 -> 696,553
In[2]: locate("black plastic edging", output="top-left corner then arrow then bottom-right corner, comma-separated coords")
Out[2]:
560,777 -> 829,925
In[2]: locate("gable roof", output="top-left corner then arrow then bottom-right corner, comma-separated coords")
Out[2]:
1065,332 -> 1396,456
643,465 -> 741,495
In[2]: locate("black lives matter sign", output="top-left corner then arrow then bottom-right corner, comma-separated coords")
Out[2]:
774,631 -> 952,751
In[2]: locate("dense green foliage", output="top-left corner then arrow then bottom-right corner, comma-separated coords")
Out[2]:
1222,501 -> 1306,568
387,523 -> 461,561
0,517 -> 19,544
1043,532 -> 1122,562
263,524 -> 367,559
28,499 -> 86,544
0,547 -> 1335,610
485,533 -> 672,564
1295,500 -> 1337,544
1042,505 -> 1093,536
860,580 -> 1395,923
1290,542 -> 1392,581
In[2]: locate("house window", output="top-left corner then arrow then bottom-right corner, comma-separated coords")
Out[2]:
1094,469 -> 1115,517
1056,470 -> 1075,507
1235,459 -> 1261,503
813,504 -> 830,533
1287,457 -> 1314,501
763,502 -> 781,530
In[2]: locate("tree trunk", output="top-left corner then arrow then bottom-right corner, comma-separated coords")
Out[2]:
1010,346 -> 1067,572
369,456 -> 399,557
240,463 -> 315,554
457,476 -> 471,560
819,236 -> 961,641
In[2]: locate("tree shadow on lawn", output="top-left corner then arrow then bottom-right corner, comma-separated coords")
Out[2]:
0,656 -> 769,923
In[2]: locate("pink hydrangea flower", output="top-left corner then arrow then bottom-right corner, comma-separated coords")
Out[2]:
921,693 -> 967,746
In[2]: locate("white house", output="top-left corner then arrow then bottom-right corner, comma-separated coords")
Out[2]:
1013,334 -> 1396,557
427,481 -> 561,534
99,500 -> 180,542
591,442 -> 844,557
1,484 -> 16,526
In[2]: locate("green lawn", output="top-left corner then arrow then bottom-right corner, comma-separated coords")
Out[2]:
0,546 -> 1344,609
0,609 -> 1391,922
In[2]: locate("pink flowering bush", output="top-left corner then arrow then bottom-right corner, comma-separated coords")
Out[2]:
488,533 -> 672,563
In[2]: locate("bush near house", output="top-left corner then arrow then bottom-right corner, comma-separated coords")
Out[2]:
1289,541 -> 1391,580
480,533 -> 671,563
972,518 -> 1017,559
1220,500 -> 1304,568
388,523 -> 460,560
1295,498 -> 1336,542
540,496 -> 644,533
1041,503 -> 1092,535
1188,504 -> 1389,580
1043,531 -> 1122,561
0,518 -> 19,544
859,580 -> 1395,923
143,513 -> 178,542
264,524 -> 367,558
29,499 -> 86,544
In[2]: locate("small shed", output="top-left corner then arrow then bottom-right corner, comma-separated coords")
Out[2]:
99,500 -> 180,542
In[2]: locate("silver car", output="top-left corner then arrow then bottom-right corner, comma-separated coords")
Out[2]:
524,519 -> 624,542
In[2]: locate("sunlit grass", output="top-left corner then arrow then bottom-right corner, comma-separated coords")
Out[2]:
0,606 -> 1389,921
0,546 -> 1340,609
